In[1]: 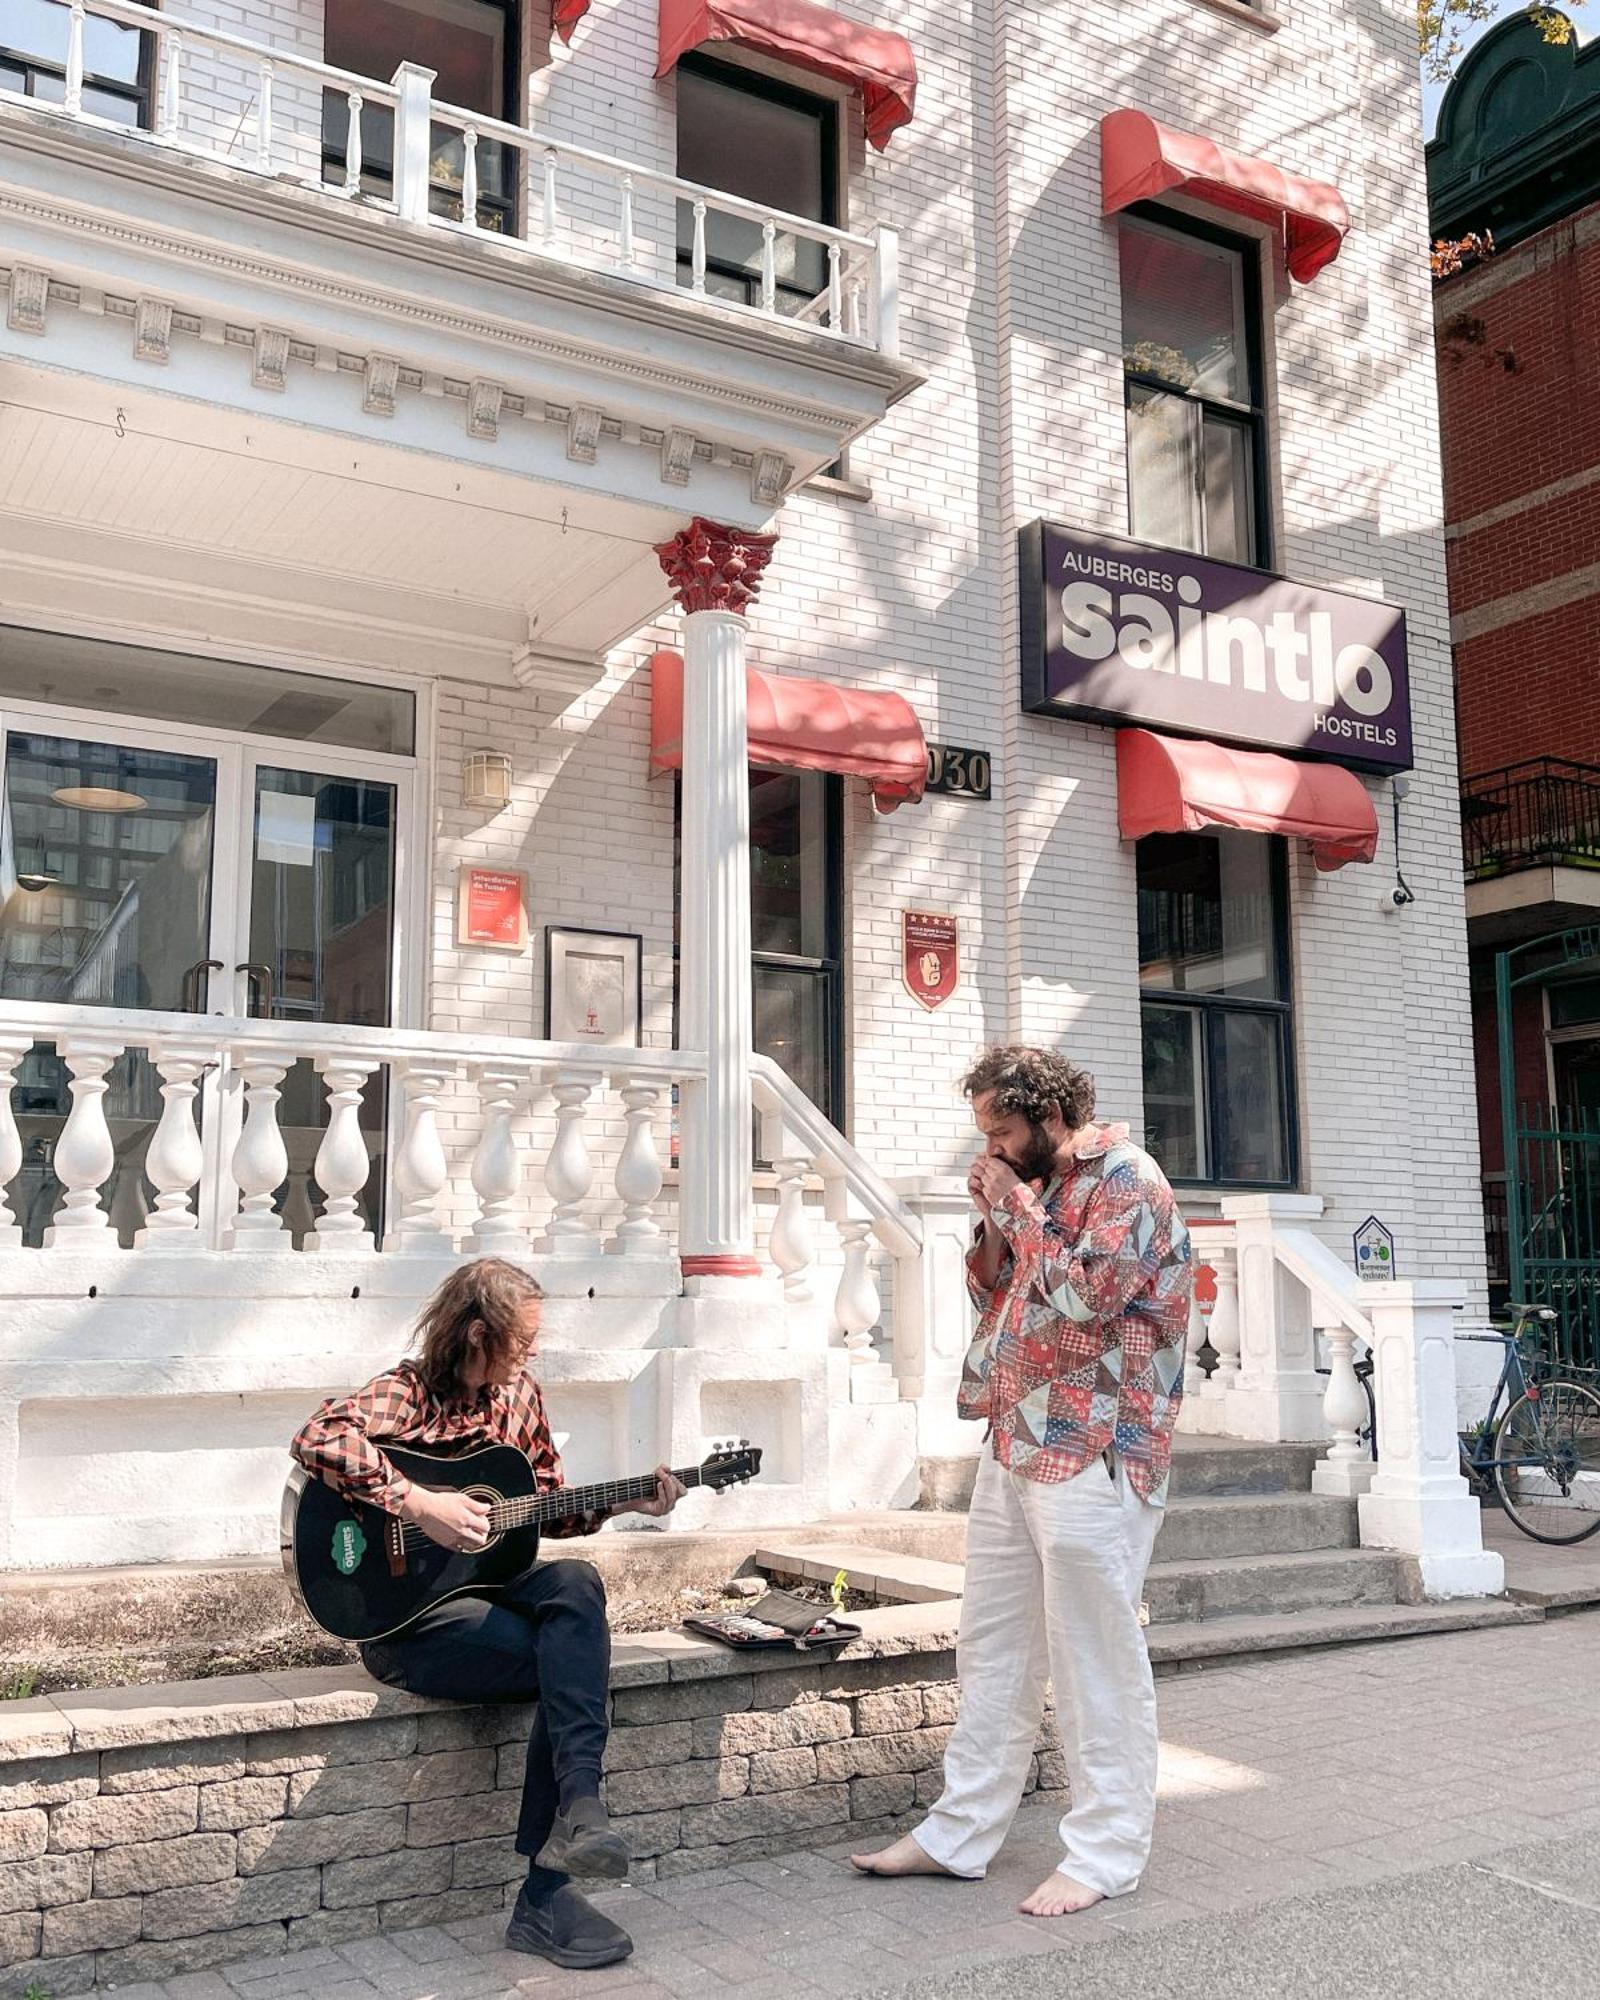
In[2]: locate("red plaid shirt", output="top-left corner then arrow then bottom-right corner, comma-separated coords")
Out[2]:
290,1362 -> 597,1534
960,1126 -> 1192,1504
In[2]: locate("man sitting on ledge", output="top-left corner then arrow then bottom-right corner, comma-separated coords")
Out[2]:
291,1257 -> 683,1972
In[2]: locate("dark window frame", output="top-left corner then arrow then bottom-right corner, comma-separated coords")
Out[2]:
674,50 -> 842,315
1120,204 -> 1274,571
0,0 -> 157,128
1137,831 -> 1299,1191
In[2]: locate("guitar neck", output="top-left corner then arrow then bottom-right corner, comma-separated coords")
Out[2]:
490,1465 -> 706,1532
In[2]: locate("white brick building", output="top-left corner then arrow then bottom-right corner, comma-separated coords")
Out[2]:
0,0 -> 1494,1580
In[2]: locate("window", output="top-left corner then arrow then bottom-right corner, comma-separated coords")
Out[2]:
0,0 -> 154,126
674,766 -> 845,1133
1137,829 -> 1295,1186
1120,213 -> 1268,567
675,54 -> 840,319
321,0 -> 517,229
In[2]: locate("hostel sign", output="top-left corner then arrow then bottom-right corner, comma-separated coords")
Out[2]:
1019,521 -> 1413,774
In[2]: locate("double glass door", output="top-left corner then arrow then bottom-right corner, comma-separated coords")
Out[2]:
0,710 -> 408,1247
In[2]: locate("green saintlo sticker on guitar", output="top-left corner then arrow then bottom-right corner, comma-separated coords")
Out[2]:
331,1519 -> 368,1575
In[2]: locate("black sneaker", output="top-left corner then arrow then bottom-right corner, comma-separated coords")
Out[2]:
506,1879 -> 634,1969
534,1796 -> 631,1880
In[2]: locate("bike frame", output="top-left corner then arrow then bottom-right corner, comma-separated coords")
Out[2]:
1458,1320 -> 1546,1476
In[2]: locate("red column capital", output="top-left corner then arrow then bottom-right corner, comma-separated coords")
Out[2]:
654,517 -> 778,617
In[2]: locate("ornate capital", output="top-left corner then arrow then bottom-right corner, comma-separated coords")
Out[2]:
655,517 -> 778,618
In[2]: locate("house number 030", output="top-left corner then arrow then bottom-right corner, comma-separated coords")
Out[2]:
925,745 -> 992,799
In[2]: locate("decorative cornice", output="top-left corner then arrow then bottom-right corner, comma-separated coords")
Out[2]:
654,517 -> 778,618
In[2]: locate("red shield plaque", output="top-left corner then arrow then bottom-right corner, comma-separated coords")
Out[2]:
902,909 -> 959,1012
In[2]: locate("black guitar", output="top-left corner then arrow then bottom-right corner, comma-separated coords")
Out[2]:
282,1439 -> 762,1642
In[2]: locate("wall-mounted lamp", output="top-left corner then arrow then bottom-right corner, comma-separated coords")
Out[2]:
462,750 -> 513,812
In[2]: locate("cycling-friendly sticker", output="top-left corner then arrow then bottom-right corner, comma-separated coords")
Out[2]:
331,1519 -> 368,1574
1353,1216 -> 1396,1281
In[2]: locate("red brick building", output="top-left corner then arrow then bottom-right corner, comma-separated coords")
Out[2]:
1430,12 -> 1600,1322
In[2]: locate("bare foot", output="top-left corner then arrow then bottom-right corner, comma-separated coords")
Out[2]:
1018,1870 -> 1105,1917
848,1833 -> 957,1878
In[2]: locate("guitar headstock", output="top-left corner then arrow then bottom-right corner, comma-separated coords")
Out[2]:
701,1438 -> 762,1491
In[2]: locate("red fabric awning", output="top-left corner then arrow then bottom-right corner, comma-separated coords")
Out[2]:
551,0 -> 588,41
1101,109 -> 1349,285
655,0 -> 917,151
1116,729 -> 1377,871
649,650 -> 927,810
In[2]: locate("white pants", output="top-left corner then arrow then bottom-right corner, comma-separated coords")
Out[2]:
913,1449 -> 1164,1897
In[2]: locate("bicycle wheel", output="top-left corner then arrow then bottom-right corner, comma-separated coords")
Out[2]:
1493,1378 -> 1600,1544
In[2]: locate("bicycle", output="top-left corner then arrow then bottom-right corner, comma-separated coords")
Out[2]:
1456,1302 -> 1600,1545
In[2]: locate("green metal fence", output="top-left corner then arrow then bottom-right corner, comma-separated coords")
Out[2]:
1511,1102 -> 1600,1370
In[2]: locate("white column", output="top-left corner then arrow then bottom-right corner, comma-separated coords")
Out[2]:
388,61 -> 438,225
229,1055 -> 293,1248
135,1043 -> 211,1250
0,1038 -> 32,1249
384,1061 -> 454,1255
45,1040 -> 121,1244
307,1056 -> 378,1252
1357,1280 -> 1504,1598
657,518 -> 776,1285
467,1062 -> 529,1255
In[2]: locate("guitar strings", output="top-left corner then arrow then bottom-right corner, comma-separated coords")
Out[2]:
390,1465 -> 721,1553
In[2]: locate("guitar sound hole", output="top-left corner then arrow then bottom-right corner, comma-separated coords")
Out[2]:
464,1485 -> 506,1550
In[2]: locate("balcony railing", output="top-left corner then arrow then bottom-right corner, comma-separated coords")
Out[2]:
1,0 -> 899,355
1461,758 -> 1600,882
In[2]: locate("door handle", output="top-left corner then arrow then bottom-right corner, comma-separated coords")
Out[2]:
235,961 -> 276,1019
181,959 -> 224,1013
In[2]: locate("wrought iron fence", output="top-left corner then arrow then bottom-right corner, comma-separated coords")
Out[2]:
1461,758 -> 1600,881
1510,1101 -> 1600,1371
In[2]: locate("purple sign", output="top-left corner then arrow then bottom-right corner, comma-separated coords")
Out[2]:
1019,522 -> 1413,774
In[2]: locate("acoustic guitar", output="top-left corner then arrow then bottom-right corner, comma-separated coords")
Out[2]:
282,1438 -> 762,1642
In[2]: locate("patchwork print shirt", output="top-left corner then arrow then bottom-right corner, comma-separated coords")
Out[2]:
959,1127 -> 1193,1505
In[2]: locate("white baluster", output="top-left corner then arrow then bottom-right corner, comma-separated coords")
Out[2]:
229,1055 -> 292,1248
691,199 -> 707,294
833,1214 -> 881,1362
467,1063 -> 529,1253
608,1075 -> 664,1256
64,0 -> 86,116
256,60 -> 274,171
282,1171 -> 318,1248
1313,1324 -> 1378,1498
1183,1286 -> 1211,1397
45,1040 -> 121,1244
760,220 -> 777,315
1208,1248 -> 1242,1386
768,1154 -> 816,1304
544,1068 -> 599,1256
344,93 -> 364,194
0,1037 -> 29,1248
826,241 -> 842,329
159,33 -> 182,140
846,278 -> 866,339
307,1056 -> 378,1252
542,147 -> 559,247
618,175 -> 635,268
384,1061 -> 454,1255
461,128 -> 479,225
135,1044 -> 210,1250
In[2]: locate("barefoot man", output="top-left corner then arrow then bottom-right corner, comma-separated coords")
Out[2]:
852,1046 -> 1192,1916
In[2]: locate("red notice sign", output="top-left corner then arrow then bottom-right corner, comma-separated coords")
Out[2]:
457,866 -> 528,951
902,909 -> 960,1012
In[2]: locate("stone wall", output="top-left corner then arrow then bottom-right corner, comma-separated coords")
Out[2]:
0,1629 -> 1061,1997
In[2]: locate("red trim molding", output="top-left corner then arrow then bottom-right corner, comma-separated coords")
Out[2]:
681,1253 -> 765,1278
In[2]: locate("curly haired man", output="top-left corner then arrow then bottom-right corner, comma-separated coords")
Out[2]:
853,1046 -> 1192,1916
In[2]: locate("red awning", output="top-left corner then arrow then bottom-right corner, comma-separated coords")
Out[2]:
649,650 -> 926,810
1101,109 -> 1349,284
552,0 -> 588,41
1116,729 -> 1377,871
656,0 -> 917,151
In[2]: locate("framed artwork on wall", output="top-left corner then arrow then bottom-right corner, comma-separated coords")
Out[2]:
544,926 -> 643,1047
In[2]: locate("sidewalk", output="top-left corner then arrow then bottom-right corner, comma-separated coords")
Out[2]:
76,1609 -> 1600,2000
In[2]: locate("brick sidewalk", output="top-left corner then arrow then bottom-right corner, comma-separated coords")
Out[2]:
72,1614 -> 1600,2000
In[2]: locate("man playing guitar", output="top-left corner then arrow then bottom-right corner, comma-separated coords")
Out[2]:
290,1256 -> 683,1972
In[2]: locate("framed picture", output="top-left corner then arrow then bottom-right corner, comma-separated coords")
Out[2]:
456,865 -> 529,952
544,927 -> 642,1047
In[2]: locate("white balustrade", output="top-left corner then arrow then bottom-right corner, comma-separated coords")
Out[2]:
230,1055 -> 292,1248
255,58 -> 274,171
1207,1245 -> 1242,1387
307,1056 -> 378,1252
158,32 -> 182,140
468,1063 -> 529,1255
0,1037 -> 30,1249
768,1154 -> 816,1304
544,1068 -> 601,1257
608,1074 -> 665,1257
1312,1321 -> 1375,1499
832,1212 -> 881,1363
1182,1287 -> 1211,1396
45,1040 -> 121,1243
385,1061 -> 454,1255
135,1043 -> 210,1250
64,0 -> 86,116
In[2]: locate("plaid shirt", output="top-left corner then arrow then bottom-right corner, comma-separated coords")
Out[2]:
290,1361 -> 598,1534
960,1125 -> 1192,1505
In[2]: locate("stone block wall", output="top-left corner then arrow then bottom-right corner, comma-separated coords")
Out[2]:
0,1641 -> 1060,1996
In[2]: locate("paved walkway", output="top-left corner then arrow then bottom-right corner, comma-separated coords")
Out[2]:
82,1612 -> 1600,2000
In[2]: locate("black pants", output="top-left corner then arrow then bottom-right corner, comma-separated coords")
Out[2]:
360,1558 -> 611,1887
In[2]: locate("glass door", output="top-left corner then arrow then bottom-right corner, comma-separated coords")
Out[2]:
0,723 -> 230,1245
